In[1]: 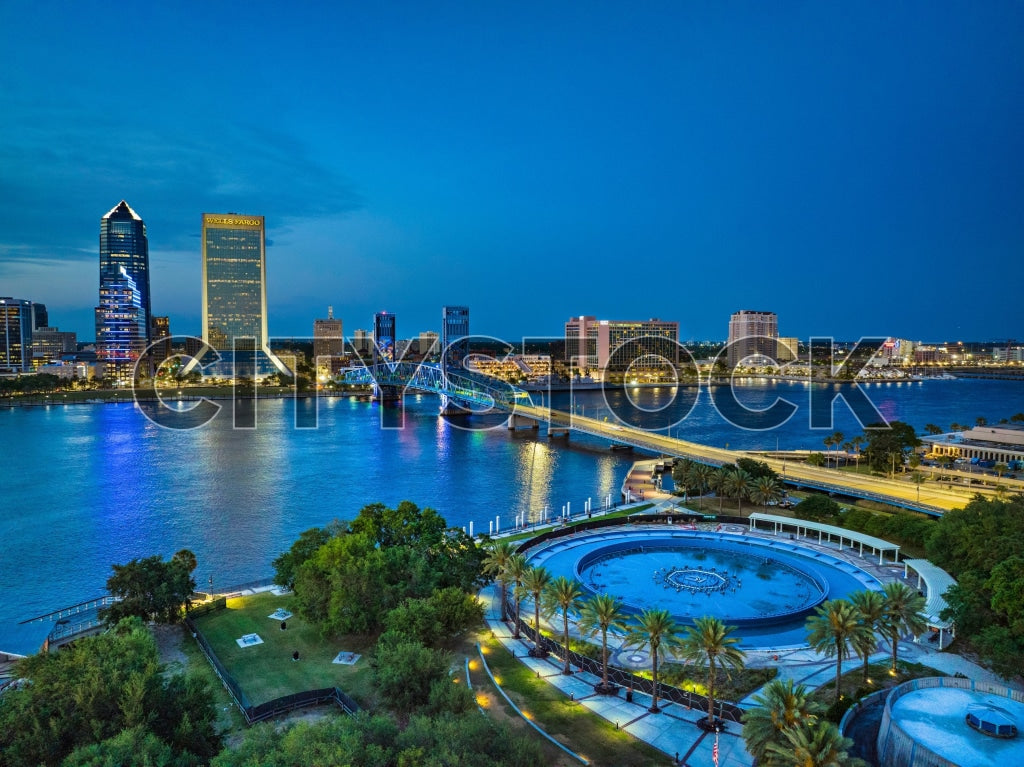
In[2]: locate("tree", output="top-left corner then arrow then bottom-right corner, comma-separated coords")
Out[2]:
863,421 -> 920,474
522,566 -> 553,655
923,423 -> 944,435
482,541 -> 517,621
0,618 -> 220,767
504,554 -> 529,639
349,500 -> 448,550
578,593 -> 629,693
710,468 -> 731,512
750,476 -> 781,511
626,608 -> 682,713
850,435 -> 865,469
62,726 -> 177,767
806,600 -> 869,703
543,576 -> 583,674
848,590 -> 885,682
371,633 -> 455,718
723,468 -> 753,512
688,463 -> 716,511
735,457 -> 779,482
272,525 -> 335,590
742,678 -> 824,765
100,552 -> 197,625
880,582 -> 927,673
383,588 -> 483,648
765,718 -> 866,767
806,452 -> 826,467
679,616 -> 746,728
794,494 -> 841,523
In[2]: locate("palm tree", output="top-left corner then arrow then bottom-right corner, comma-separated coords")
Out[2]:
849,435 -> 865,470
806,600 -> 870,703
687,464 -> 714,510
849,590 -> 885,682
504,554 -> 529,638
625,608 -> 682,713
544,576 -> 583,674
765,718 -> 864,767
832,431 -> 845,466
578,593 -> 629,692
742,678 -> 824,764
679,616 -> 746,728
482,541 -> 516,621
710,467 -> 730,512
823,434 -> 835,466
923,423 -> 943,436
724,469 -> 753,513
750,476 -> 781,511
880,582 -> 927,673
522,565 -> 553,655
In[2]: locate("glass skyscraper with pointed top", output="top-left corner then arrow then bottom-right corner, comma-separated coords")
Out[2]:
99,200 -> 151,344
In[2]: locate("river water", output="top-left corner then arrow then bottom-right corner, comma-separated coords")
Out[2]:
1,378 -> 1022,651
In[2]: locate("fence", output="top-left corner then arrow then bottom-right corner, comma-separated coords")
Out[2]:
511,611 -> 743,723
184,605 -> 359,725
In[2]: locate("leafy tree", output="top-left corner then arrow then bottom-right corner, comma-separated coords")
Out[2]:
522,566 -> 553,655
350,500 -> 448,549
481,541 -> 517,620
806,451 -> 826,467
626,608 -> 682,713
271,525 -> 336,589
735,457 -> 779,481
383,587 -> 483,647
101,552 -> 197,625
794,494 -> 841,523
806,600 -> 870,703
543,576 -> 583,674
765,718 -> 866,767
61,726 -> 177,767
0,618 -> 220,767
679,616 -> 746,728
578,593 -> 629,692
371,633 -> 455,718
742,678 -> 823,765
880,582 -> 927,673
863,421 -> 920,474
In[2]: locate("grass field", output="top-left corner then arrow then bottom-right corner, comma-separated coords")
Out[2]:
192,592 -> 376,707
471,636 -> 673,766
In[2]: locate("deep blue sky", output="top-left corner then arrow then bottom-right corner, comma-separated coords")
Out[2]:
2,3 -> 1022,343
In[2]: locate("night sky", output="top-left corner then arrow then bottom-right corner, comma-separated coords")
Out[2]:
2,3 -> 1022,344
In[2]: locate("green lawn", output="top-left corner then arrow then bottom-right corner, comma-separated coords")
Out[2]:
498,504 -> 656,544
474,636 -> 673,766
192,592 -> 376,707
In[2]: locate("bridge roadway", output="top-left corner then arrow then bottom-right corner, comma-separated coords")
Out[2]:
512,403 -> 971,515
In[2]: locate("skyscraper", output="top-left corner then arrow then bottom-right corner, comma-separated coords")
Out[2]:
441,305 -> 469,372
202,213 -> 268,351
373,312 -> 396,366
727,310 -> 778,368
100,201 -> 151,343
0,297 -> 34,373
564,316 -> 679,372
96,267 -> 146,382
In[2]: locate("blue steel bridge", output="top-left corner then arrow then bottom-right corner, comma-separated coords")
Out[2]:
336,362 -> 963,516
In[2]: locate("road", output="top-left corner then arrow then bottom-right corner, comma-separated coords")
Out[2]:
514,404 -> 996,514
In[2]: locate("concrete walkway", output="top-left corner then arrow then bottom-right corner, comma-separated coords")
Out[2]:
480,585 -> 752,767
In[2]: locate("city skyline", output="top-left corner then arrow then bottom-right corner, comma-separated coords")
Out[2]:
2,4 -> 1023,342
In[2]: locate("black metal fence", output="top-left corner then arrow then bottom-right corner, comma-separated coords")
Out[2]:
184,605 -> 359,725
512,615 -> 743,723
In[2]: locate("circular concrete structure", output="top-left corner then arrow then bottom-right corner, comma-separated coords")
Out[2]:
526,526 -> 881,649
878,678 -> 1024,767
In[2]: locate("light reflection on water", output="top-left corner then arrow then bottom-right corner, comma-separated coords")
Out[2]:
1,378 -> 1021,648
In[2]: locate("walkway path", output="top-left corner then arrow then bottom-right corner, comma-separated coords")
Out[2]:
480,585 -> 752,767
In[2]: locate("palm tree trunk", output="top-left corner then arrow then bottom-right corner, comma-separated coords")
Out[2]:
562,613 -> 571,674
601,628 -> 609,688
707,656 -> 717,727
513,595 -> 521,639
500,582 -> 508,622
891,630 -> 898,673
534,599 -> 542,653
651,643 -> 660,712
835,642 -> 843,702
863,652 -> 870,682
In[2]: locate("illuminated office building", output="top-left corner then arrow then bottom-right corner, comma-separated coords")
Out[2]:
100,201 -> 151,343
373,312 -> 396,366
0,297 -> 34,372
313,306 -> 344,361
441,305 -> 469,371
201,213 -> 286,375
96,267 -> 146,382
